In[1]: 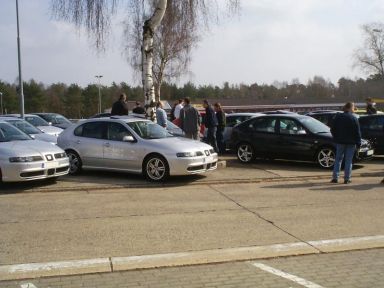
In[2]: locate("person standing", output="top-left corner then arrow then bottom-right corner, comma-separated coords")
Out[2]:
366,98 -> 377,115
203,99 -> 219,153
111,93 -> 129,116
179,97 -> 201,140
174,99 -> 184,119
214,102 -> 226,154
330,102 -> 362,184
132,101 -> 146,114
156,101 -> 167,128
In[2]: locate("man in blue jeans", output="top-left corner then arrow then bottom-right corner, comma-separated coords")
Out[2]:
330,102 -> 361,184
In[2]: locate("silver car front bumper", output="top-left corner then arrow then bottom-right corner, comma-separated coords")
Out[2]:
169,153 -> 219,176
1,158 -> 70,182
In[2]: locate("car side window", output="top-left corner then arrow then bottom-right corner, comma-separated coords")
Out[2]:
360,117 -> 383,131
80,122 -> 106,139
252,118 -> 276,133
108,123 -> 132,141
226,116 -> 241,127
279,119 -> 305,135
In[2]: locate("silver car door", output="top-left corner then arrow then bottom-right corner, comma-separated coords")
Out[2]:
74,121 -> 106,168
103,122 -> 142,172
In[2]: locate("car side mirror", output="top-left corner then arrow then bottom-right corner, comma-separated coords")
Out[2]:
123,135 -> 135,142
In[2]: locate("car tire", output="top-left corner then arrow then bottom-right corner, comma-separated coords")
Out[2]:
66,150 -> 82,175
143,154 -> 169,182
316,147 -> 336,169
237,143 -> 254,163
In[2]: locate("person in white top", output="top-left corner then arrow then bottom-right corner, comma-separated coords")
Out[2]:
174,99 -> 184,119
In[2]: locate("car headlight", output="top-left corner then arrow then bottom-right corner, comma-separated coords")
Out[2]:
176,151 -> 204,157
9,156 -> 44,163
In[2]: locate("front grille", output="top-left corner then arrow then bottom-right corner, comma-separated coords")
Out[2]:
56,166 -> 69,173
20,171 -> 45,178
187,165 -> 204,172
47,169 -> 55,176
209,149 -> 215,154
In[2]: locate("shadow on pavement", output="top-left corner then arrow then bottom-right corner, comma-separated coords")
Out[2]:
0,178 -> 58,194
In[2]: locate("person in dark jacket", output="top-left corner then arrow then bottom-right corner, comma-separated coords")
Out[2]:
330,102 -> 362,184
111,93 -> 129,116
214,102 -> 226,154
132,101 -> 145,114
203,99 -> 218,153
366,98 -> 377,115
180,97 -> 201,140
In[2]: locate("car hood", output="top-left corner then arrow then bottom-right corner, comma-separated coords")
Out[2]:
36,126 -> 63,136
144,136 -> 214,153
0,140 -> 63,157
31,133 -> 58,144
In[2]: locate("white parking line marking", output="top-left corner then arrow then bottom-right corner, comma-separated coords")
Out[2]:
252,263 -> 325,288
20,283 -> 38,288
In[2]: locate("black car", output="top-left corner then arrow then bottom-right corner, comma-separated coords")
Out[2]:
306,110 -> 342,127
229,114 -> 373,168
33,113 -> 73,129
359,114 -> 384,154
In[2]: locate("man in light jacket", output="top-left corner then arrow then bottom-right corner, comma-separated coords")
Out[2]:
179,97 -> 201,140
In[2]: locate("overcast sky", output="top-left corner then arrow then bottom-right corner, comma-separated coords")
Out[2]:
1,0 -> 384,87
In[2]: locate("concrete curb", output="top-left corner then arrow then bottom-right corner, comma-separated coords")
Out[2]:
1,235 -> 383,281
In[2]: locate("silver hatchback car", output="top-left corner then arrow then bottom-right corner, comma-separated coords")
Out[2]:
57,117 -> 218,181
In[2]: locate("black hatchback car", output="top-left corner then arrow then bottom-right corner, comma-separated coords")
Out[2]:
229,114 -> 373,168
359,114 -> 384,154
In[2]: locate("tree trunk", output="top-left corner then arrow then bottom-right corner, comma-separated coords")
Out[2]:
143,0 -> 167,120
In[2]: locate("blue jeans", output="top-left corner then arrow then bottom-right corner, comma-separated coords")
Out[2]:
332,144 -> 356,181
206,127 -> 219,153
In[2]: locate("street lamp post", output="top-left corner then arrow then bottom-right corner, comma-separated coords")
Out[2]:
16,0 -> 25,118
0,92 -> 3,115
95,75 -> 103,114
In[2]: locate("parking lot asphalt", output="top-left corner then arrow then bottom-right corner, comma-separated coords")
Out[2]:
0,156 -> 383,282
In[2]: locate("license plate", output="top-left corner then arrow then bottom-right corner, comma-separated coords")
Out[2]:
366,150 -> 374,156
44,161 -> 58,169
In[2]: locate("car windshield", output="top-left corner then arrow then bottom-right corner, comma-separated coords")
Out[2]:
44,114 -> 72,125
25,116 -> 50,127
299,117 -> 330,133
0,122 -> 31,142
127,121 -> 173,139
6,119 -> 42,135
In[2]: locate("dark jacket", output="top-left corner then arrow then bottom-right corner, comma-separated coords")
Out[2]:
331,112 -> 361,145
132,106 -> 145,114
203,106 -> 218,128
366,104 -> 377,115
216,110 -> 226,129
111,100 -> 129,116
180,104 -> 201,133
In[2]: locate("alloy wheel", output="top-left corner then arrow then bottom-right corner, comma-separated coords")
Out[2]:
67,151 -> 82,174
145,157 -> 168,181
237,144 -> 254,163
317,148 -> 335,168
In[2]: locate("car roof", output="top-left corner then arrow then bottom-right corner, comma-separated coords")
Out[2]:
82,116 -> 150,124
0,116 -> 20,120
226,113 -> 263,116
307,110 -> 341,115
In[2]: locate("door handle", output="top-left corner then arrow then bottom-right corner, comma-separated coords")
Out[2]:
75,140 -> 81,144
104,142 -> 110,147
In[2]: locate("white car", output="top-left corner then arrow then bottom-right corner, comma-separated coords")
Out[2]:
58,117 -> 218,181
5,114 -> 63,137
0,117 -> 57,144
0,121 -> 69,182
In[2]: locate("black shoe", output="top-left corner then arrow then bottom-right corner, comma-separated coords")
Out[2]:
330,179 -> 338,183
344,180 -> 351,184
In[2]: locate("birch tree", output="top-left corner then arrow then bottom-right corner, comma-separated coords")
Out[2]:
354,23 -> 384,79
51,0 -> 240,116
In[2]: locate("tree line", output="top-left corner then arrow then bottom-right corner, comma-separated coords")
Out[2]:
0,75 -> 383,118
